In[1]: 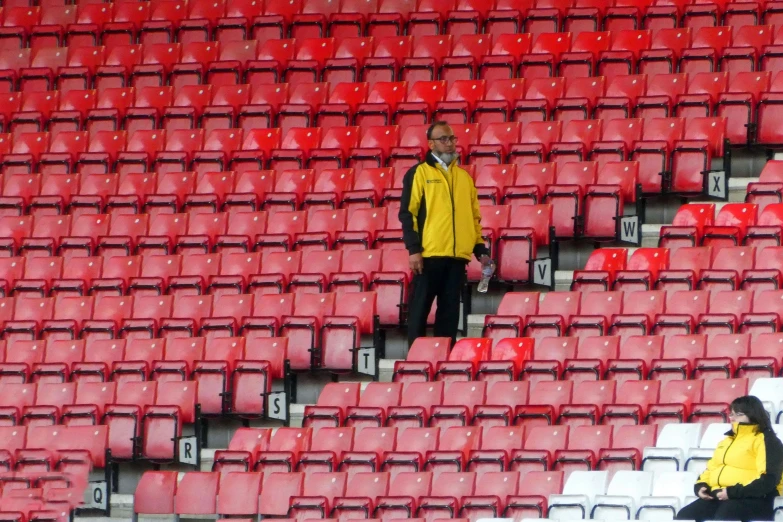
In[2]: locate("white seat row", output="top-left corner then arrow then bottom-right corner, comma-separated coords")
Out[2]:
642,422 -> 783,475
544,471 -> 700,521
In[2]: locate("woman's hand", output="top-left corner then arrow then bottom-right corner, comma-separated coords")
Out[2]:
697,487 -> 713,500
716,489 -> 729,501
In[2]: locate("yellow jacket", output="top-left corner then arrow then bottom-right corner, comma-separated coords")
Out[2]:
398,152 -> 488,262
696,423 -> 783,498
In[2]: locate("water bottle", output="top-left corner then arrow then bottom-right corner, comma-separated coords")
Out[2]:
477,258 -> 495,293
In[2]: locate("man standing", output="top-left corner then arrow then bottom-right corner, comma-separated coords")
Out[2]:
399,121 -> 490,346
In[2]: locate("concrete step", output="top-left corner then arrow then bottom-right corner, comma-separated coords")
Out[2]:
729,177 -> 754,203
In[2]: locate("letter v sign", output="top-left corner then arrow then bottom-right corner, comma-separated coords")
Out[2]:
533,258 -> 553,289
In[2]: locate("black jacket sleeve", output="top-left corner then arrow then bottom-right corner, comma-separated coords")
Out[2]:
398,164 -> 422,256
726,430 -> 783,499
694,481 -> 710,496
473,243 -> 490,260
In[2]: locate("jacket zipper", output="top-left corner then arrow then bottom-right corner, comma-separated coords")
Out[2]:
437,162 -> 457,257
450,169 -> 456,257
716,436 -> 736,488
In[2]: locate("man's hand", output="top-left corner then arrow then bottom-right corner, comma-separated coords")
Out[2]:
716,489 -> 728,501
697,487 -> 713,500
409,253 -> 424,275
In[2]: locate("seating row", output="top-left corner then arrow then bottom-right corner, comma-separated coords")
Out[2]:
0,28 -> 780,89
573,244 -> 783,291
0,248 -> 399,286
0,72 -> 768,144
212,421 -> 753,478
132,466 -> 707,521
0,352 -> 287,424
0,169 -> 409,218
0,174 -> 630,247
131,469 -> 568,520
0,248 -> 423,325
0,203 -> 555,285
0,385 -> 196,464
0,170 -> 406,225
399,333 -> 783,384
0,121 -> 724,203
214,424 -> 652,476
484,288 -> 783,339
0,160 -> 628,217
0,380 -> 745,481
0,114 -> 724,176
656,203 -> 768,250
0,290 -> 379,367
7,29 -> 783,87
6,0 -> 783,46
0,336 -> 288,387
0,74 -> 752,148
0,247 -> 402,293
308,376 -> 747,428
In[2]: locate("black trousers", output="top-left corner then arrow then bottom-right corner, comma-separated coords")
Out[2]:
406,257 -> 467,347
676,497 -> 775,522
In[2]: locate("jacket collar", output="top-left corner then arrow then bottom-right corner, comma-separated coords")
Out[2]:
425,150 -> 457,170
726,422 -> 760,437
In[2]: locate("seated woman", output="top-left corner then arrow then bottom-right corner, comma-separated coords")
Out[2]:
676,395 -> 783,522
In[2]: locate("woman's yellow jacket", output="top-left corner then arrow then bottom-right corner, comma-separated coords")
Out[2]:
696,423 -> 783,499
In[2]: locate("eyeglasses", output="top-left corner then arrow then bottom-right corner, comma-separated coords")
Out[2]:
729,411 -> 748,419
430,135 -> 458,144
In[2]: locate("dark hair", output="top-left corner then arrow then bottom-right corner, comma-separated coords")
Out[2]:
731,395 -> 773,433
427,121 -> 450,140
